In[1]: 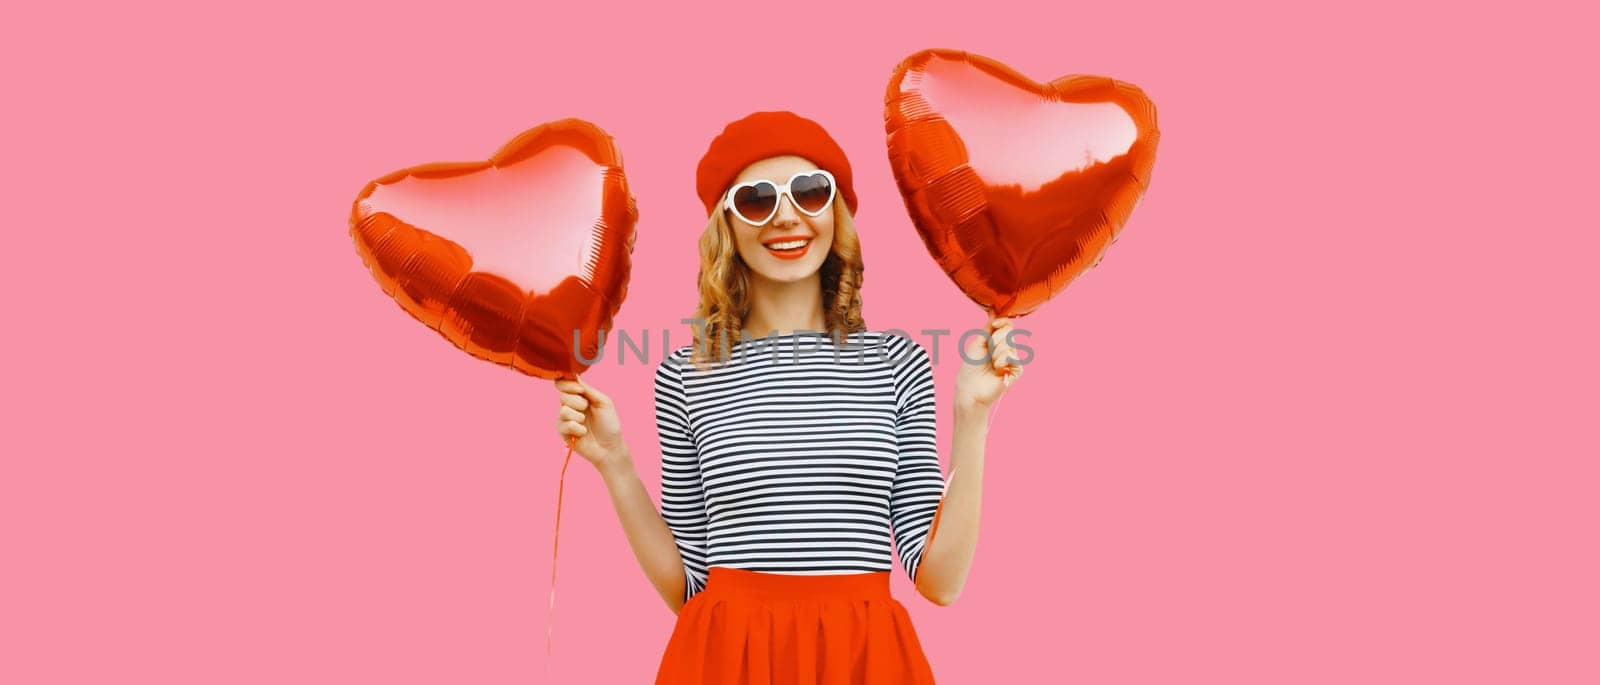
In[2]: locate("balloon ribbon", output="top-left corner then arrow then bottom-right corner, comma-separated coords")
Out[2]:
547,435 -> 577,669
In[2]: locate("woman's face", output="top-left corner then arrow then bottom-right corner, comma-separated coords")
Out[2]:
725,155 -> 836,285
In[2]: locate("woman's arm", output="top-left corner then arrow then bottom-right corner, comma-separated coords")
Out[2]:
593,455 -> 691,614
912,406 -> 988,606
911,317 -> 1018,606
553,375 -> 701,614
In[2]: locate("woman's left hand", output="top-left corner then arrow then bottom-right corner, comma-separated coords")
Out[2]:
953,315 -> 1023,414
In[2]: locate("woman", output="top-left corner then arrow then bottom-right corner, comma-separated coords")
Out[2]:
553,111 -> 1019,684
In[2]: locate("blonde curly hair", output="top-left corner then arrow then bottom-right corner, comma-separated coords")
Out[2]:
688,198 -> 865,368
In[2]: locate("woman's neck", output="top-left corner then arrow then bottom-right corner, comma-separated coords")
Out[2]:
743,271 -> 827,338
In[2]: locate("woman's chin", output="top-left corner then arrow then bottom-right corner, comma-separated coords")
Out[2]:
747,253 -> 823,283
752,261 -> 821,283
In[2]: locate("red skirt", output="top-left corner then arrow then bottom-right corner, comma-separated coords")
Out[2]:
655,566 -> 937,684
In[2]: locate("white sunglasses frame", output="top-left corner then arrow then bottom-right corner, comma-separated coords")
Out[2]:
721,169 -> 838,227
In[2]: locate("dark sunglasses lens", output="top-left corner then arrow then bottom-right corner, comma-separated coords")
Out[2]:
732,182 -> 778,223
790,173 -> 833,213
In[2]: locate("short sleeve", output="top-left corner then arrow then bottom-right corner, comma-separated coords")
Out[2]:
886,334 -> 946,584
655,350 -> 711,603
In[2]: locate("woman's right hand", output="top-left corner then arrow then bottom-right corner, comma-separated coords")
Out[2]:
554,378 -> 630,472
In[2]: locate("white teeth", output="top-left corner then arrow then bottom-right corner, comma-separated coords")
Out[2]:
765,239 -> 810,250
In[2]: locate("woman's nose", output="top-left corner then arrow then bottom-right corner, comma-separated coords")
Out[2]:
771,193 -> 803,224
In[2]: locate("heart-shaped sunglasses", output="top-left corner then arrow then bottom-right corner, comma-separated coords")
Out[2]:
722,169 -> 837,226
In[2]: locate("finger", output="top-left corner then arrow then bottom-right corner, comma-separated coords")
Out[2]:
989,334 -> 1013,362
558,420 -> 588,437
995,325 -> 1018,355
558,392 -> 589,412
577,381 -> 612,408
554,379 -> 584,394
989,317 -> 1011,330
559,406 -> 584,423
992,344 -> 1015,372
964,333 -> 990,360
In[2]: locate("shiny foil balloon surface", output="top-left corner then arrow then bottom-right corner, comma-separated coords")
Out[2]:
885,49 -> 1159,317
349,119 -> 638,380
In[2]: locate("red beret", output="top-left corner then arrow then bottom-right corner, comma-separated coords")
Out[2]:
695,111 -> 858,217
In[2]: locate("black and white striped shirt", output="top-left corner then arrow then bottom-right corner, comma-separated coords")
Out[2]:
653,330 -> 947,603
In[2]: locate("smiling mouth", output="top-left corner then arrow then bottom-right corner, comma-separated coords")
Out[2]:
763,238 -> 812,250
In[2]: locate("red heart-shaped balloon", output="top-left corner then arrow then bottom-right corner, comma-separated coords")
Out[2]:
349,119 -> 637,380
885,49 -> 1159,317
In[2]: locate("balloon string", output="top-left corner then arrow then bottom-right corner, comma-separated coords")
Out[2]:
547,435 -> 576,675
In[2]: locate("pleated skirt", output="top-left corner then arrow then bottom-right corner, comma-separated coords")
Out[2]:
654,566 -> 937,684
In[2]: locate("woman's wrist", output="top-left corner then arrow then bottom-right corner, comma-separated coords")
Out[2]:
953,396 -> 993,424
597,449 -> 637,484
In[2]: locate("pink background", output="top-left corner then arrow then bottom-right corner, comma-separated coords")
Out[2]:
5,1 -> 1596,683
